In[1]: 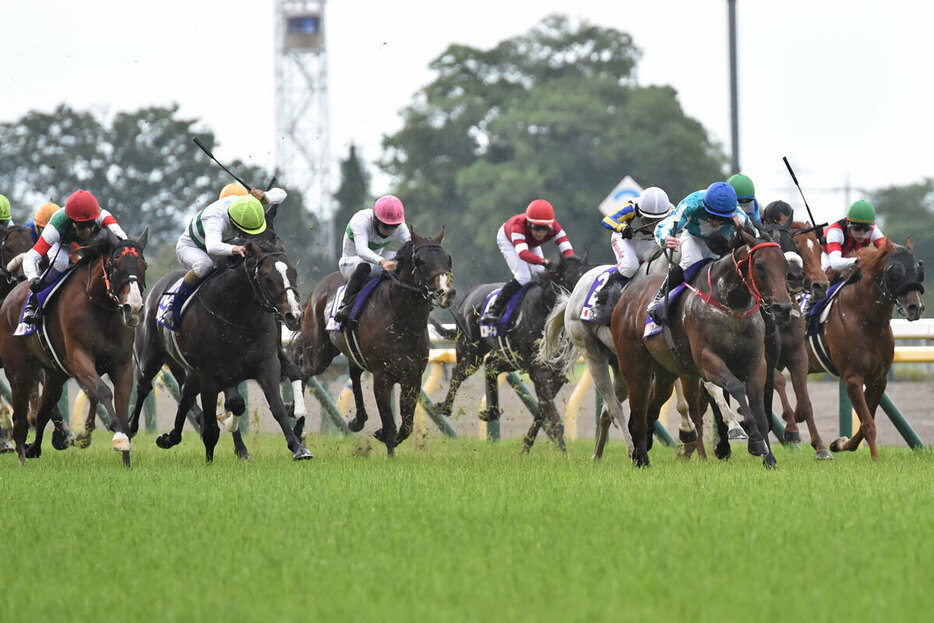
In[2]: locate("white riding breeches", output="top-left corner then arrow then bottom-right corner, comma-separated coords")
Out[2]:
176,238 -> 216,279
678,232 -> 721,269
496,226 -> 544,285
610,235 -> 657,279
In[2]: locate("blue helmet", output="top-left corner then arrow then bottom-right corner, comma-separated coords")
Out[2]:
703,182 -> 738,218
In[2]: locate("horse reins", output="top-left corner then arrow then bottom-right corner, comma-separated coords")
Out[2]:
245,251 -> 299,322
88,242 -> 145,308
683,241 -> 780,318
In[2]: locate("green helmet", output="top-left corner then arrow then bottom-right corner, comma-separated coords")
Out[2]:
227,196 -> 267,234
846,200 -> 875,224
727,174 -> 756,201
0,194 -> 10,221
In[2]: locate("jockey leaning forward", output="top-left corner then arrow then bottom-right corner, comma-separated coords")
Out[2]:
821,199 -> 885,282
648,181 -> 747,324
169,185 -> 282,329
727,173 -> 760,225
592,187 -> 674,313
21,190 -> 128,325
0,193 -> 15,228
25,202 -> 61,243
333,195 -> 411,323
480,199 -> 575,324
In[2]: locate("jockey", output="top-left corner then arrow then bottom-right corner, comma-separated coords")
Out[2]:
727,173 -> 760,224
171,186 -> 282,328
761,200 -> 793,227
480,199 -> 575,324
333,195 -> 411,323
25,202 -> 61,243
822,199 -> 885,280
219,182 -> 248,199
21,190 -> 127,325
593,187 -> 674,311
0,194 -> 14,227
649,182 -> 746,324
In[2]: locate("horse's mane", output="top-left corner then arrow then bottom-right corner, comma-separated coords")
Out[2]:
855,237 -> 897,278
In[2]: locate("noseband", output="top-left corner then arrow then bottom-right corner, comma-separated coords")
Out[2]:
245,251 -> 300,322
387,242 -> 451,305
684,241 -> 781,318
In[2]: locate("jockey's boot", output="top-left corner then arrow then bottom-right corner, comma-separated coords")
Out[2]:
171,270 -> 200,328
594,270 -> 627,313
334,263 -> 372,323
22,268 -> 62,325
480,278 -> 522,324
647,264 -> 684,326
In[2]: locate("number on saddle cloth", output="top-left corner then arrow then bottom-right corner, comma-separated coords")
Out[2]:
479,284 -> 531,338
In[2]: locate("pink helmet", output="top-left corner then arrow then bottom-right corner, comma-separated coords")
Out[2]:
374,195 -> 405,226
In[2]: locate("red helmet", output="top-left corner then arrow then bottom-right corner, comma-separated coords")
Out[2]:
525,199 -> 555,226
65,190 -> 101,222
373,195 -> 405,226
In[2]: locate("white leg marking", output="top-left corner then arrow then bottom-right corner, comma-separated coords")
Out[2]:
291,380 -> 307,416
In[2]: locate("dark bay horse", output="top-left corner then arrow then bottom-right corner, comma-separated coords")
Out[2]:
130,232 -> 309,462
437,253 -> 589,452
0,232 -> 149,466
294,230 -> 454,456
611,231 -> 793,468
809,237 -> 924,459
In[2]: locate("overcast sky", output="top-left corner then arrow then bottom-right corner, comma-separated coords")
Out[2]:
3,0 -> 931,226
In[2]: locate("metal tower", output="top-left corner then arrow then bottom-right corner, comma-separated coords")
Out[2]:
274,0 -> 333,257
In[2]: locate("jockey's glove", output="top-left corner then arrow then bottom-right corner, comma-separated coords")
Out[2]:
541,258 -> 553,270
619,225 -> 633,240
29,278 -> 43,292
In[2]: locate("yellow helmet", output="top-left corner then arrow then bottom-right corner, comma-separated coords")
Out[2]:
219,182 -> 249,200
35,202 -> 60,228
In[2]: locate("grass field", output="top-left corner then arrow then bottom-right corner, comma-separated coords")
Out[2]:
1,433 -> 933,622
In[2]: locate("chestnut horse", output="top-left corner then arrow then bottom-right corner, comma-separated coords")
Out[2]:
0,233 -> 149,466
611,230 -> 794,468
293,230 -> 455,456
810,238 -> 924,459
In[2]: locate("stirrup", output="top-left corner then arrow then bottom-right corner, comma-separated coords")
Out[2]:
22,306 -> 39,325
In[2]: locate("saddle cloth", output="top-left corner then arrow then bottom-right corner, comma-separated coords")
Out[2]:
14,267 -> 73,337
479,283 -> 532,338
156,277 -> 202,330
579,266 -> 623,325
326,275 -> 388,332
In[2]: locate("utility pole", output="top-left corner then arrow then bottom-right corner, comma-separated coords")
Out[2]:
728,0 -> 739,174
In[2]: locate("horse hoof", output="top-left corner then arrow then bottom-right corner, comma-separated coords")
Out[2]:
762,454 -> 777,469
715,446 -> 732,461
728,427 -> 749,441
292,446 -> 313,461
829,437 -> 849,452
784,430 -> 802,444
679,428 -> 698,443
815,448 -> 834,460
52,428 -> 75,451
112,432 -> 131,453
24,443 -> 41,459
74,434 -> 92,449
631,450 -> 650,468
373,428 -> 386,442
0,439 -> 14,454
348,418 -> 365,433
156,433 -> 180,449
747,438 -> 769,457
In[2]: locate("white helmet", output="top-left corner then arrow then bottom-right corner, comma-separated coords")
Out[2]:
636,187 -> 674,218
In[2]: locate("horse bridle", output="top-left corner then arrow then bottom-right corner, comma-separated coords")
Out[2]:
386,242 -> 451,306
91,241 -> 146,308
0,226 -> 29,285
685,241 -> 781,318
244,250 -> 300,322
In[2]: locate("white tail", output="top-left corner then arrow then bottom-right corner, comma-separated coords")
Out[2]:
536,290 -> 578,377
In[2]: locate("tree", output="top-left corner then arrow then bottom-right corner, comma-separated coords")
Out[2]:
381,15 -> 727,284
332,143 -> 371,258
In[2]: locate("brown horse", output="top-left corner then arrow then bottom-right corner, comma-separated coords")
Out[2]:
293,230 -> 454,456
809,237 -> 924,459
611,230 -> 794,468
0,232 -> 148,466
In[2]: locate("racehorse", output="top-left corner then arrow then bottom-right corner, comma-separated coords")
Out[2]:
0,232 -> 149,466
0,225 -> 37,452
809,237 -> 924,459
129,228 -> 309,462
610,229 -> 794,468
436,253 -> 589,452
292,229 -> 454,457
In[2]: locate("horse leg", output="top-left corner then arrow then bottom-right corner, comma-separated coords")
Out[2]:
25,377 -> 66,459
49,402 -> 76,450
530,371 -> 566,453
438,346 -> 481,418
128,353 -> 163,439
346,365 -> 369,433
156,379 -> 200,450
199,384 -> 221,463
590,355 -> 632,459
681,379 -> 708,460
702,380 -> 746,440
774,372 -> 800,442
626,373 -> 653,468
74,392 -> 98,449
593,405 -> 612,460
785,345 -> 830,458
481,362 -> 503,423
67,350 -> 131,462
673,379 -> 697,457
10,376 -> 36,465
371,371 -> 397,457
832,373 -> 882,459
705,387 -> 733,461
220,387 -> 252,461
394,380 -> 419,446
256,365 -> 313,461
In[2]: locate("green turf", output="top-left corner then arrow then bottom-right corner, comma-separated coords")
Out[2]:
1,433 -> 932,622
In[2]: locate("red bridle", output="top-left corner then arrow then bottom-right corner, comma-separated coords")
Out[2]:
684,241 -> 781,318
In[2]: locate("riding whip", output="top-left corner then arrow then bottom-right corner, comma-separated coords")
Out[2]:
782,156 -> 822,239
193,137 -> 253,191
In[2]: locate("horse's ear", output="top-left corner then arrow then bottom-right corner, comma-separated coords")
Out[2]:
136,227 -> 149,251
906,236 -> 913,254
409,226 -> 418,242
435,226 -> 445,244
580,250 -> 589,263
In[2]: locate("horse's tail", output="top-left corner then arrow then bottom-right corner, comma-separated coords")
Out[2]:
537,290 -> 578,377
428,316 -> 458,340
